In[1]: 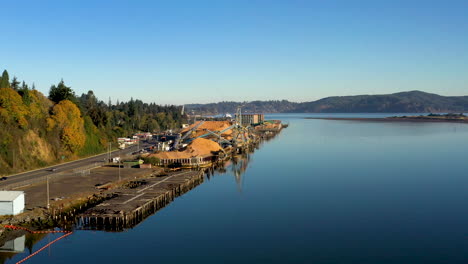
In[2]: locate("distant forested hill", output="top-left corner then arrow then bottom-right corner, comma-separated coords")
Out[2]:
186,91 -> 468,114
186,100 -> 299,115
293,91 -> 468,113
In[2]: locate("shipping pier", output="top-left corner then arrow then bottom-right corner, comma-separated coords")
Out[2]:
77,170 -> 204,231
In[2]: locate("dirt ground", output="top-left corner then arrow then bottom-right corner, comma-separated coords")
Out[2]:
17,166 -> 162,210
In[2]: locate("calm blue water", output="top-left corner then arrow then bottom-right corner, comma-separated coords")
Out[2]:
3,113 -> 468,263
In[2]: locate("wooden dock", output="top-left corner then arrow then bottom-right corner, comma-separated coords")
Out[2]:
77,170 -> 204,231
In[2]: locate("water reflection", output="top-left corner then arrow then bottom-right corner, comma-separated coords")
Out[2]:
0,235 -> 25,264
232,154 -> 250,192
211,152 -> 252,192
0,233 -> 46,264
209,133 -> 282,192
0,235 -> 25,253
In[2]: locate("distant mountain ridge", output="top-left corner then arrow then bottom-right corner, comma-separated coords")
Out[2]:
185,91 -> 468,114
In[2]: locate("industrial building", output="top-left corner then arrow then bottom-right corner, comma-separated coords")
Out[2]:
0,191 -> 25,215
236,113 -> 264,126
150,138 -> 222,167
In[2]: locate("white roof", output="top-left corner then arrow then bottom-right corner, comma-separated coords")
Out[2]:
0,191 -> 24,202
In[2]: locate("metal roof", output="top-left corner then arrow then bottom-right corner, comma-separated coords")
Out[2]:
0,191 -> 24,202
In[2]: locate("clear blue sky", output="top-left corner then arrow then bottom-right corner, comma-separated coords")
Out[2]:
1,0 -> 467,104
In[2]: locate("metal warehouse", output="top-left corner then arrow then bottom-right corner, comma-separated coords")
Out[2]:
0,191 -> 25,215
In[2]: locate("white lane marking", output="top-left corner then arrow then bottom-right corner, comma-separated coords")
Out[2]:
136,176 -> 173,193
136,171 -> 193,193
122,171 -> 196,204
122,193 -> 146,204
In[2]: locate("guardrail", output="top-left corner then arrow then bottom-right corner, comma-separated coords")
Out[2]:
72,162 -> 104,175
0,172 -> 64,190
0,162 -> 105,190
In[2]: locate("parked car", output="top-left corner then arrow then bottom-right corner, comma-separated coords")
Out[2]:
0,177 -> 8,181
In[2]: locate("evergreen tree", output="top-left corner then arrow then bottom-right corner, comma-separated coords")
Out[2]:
19,84 -> 32,106
10,76 -> 20,91
49,79 -> 76,103
0,70 -> 10,88
20,81 -> 28,90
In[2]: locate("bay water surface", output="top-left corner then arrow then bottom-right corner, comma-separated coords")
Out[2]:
3,113 -> 468,263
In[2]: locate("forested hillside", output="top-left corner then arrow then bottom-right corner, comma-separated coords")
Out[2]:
186,91 -> 468,114
186,100 -> 298,115
293,91 -> 468,113
0,69 -> 184,175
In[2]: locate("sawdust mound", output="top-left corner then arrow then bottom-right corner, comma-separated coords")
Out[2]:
151,138 -> 222,160
182,121 -> 233,136
186,138 -> 222,156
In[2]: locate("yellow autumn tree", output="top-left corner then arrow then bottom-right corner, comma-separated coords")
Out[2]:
29,90 -> 52,120
0,87 -> 29,128
48,100 -> 86,153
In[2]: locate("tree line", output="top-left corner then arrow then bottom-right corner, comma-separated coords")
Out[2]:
0,69 -> 185,174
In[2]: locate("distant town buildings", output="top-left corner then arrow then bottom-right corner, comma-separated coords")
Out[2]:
134,132 -> 152,140
118,137 -> 138,144
118,137 -> 139,149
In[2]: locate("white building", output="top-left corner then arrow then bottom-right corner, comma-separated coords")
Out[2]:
0,191 -> 25,215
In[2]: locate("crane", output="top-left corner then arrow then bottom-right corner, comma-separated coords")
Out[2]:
185,124 -> 237,144
173,121 -> 205,149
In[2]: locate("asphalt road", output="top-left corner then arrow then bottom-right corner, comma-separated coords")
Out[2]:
0,143 -> 152,189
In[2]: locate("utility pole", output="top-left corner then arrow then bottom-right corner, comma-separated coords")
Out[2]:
108,142 -> 112,163
118,149 -> 121,181
46,175 -> 50,209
